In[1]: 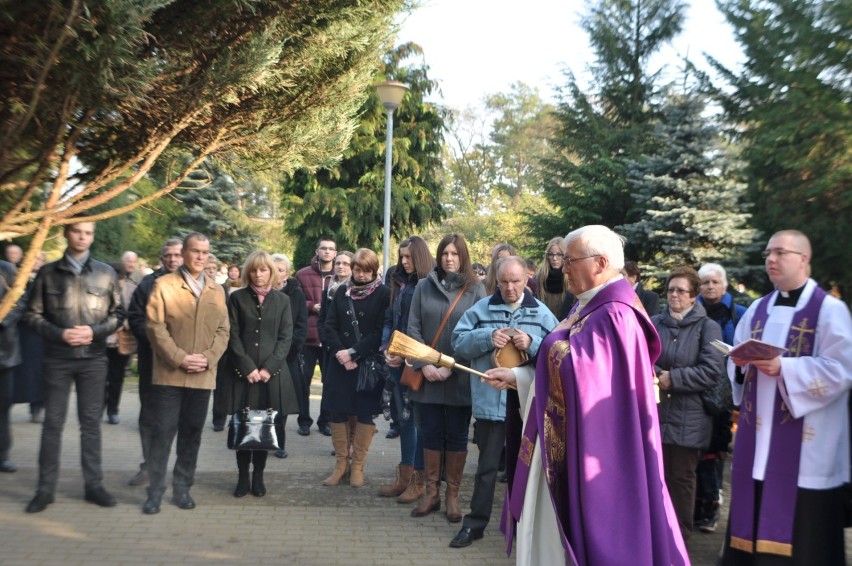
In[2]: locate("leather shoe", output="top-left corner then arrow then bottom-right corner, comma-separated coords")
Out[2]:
449,527 -> 483,548
107,414 -> 120,425
386,427 -> 400,439
142,495 -> 161,515
319,424 -> 332,436
173,492 -> 196,510
25,491 -> 54,513
297,426 -> 310,436
128,468 -> 148,486
274,449 -> 288,459
212,423 -> 225,432
85,486 -> 117,507
0,459 -> 18,473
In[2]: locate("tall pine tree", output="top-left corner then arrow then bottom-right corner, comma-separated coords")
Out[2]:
619,89 -> 759,274
710,0 -> 851,290
532,0 -> 686,241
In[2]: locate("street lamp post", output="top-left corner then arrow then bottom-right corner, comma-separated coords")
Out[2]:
375,80 -> 409,278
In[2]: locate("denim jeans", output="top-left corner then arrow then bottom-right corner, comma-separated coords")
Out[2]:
414,401 -> 471,453
390,367 -> 421,469
39,357 -> 108,493
146,385 -> 211,497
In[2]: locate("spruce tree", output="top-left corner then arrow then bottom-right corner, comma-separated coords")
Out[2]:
531,0 -> 686,241
710,0 -> 851,289
618,90 -> 759,273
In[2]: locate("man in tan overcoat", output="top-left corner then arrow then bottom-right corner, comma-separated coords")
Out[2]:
142,232 -> 229,514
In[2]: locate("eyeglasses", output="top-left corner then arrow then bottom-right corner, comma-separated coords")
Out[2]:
546,252 -> 564,259
473,270 -> 486,276
667,288 -> 691,295
564,254 -> 600,268
761,248 -> 803,259
318,246 -> 337,252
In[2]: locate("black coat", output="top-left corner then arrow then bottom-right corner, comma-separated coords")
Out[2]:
225,287 -> 298,415
321,282 -> 390,416
279,277 -> 307,397
0,261 -> 26,369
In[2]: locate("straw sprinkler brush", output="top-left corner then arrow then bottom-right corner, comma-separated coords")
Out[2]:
386,330 -> 517,390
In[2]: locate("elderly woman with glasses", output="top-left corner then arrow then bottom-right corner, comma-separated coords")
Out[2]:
651,266 -> 726,543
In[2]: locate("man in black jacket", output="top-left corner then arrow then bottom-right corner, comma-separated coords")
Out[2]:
24,221 -> 124,513
126,238 -> 183,487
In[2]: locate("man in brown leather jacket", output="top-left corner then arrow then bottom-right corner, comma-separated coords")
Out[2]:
24,221 -> 124,513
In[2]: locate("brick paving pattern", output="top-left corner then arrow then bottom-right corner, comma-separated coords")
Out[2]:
1,380 -> 849,565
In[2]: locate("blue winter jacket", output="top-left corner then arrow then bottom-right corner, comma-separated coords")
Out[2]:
452,290 -> 558,421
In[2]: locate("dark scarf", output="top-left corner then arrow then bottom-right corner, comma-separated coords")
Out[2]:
704,300 -> 731,323
347,275 -> 382,300
544,268 -> 565,294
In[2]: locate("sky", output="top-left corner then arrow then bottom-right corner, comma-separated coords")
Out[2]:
395,0 -> 746,110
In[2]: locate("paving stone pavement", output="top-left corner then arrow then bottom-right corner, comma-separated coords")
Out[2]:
1,379 -> 848,565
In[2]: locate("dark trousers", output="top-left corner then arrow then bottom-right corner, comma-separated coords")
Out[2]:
415,402 -> 471,452
463,419 -> 506,531
0,367 -> 13,459
299,345 -> 328,428
136,348 -> 153,470
39,357 -> 108,493
146,385 -> 211,497
104,348 -> 130,416
662,443 -> 703,542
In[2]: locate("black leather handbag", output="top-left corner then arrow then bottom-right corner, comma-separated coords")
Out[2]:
227,382 -> 283,451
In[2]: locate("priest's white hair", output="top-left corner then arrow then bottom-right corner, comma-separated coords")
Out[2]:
565,225 -> 625,270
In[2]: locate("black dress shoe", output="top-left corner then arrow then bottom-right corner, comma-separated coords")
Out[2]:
107,414 -> 120,425
25,491 -> 54,513
297,426 -> 310,436
213,423 -> 225,432
0,459 -> 18,473
319,424 -> 332,436
173,492 -> 196,510
449,527 -> 483,548
128,468 -> 148,486
85,486 -> 117,507
386,427 -> 400,439
142,495 -> 161,515
274,449 -> 288,459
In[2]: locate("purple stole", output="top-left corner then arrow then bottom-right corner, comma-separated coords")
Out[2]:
729,285 -> 827,557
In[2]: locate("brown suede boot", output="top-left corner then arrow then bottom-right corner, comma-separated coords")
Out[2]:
378,464 -> 414,497
349,422 -> 376,488
322,423 -> 350,486
411,449 -> 442,517
397,469 -> 424,504
444,450 -> 467,523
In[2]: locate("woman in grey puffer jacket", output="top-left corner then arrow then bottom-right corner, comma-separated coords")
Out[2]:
652,266 -> 725,544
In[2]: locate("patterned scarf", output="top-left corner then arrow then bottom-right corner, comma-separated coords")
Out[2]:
346,275 -> 382,300
250,284 -> 272,304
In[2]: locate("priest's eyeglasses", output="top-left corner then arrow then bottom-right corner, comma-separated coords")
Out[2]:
761,248 -> 804,259
564,254 -> 600,268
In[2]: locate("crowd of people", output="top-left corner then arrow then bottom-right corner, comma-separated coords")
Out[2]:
1,222 -> 850,565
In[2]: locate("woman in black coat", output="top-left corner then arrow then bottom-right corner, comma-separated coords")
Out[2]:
321,249 -> 390,488
226,251 -> 298,498
271,253 -> 307,459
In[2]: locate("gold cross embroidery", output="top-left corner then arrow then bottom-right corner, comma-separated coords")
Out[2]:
807,378 -> 829,398
780,399 -> 795,424
788,318 -> 815,357
751,320 -> 764,340
802,425 -> 816,443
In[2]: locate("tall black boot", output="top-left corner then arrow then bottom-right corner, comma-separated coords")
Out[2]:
234,450 -> 251,497
251,450 -> 268,497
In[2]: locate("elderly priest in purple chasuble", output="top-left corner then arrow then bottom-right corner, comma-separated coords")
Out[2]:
487,225 -> 689,566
